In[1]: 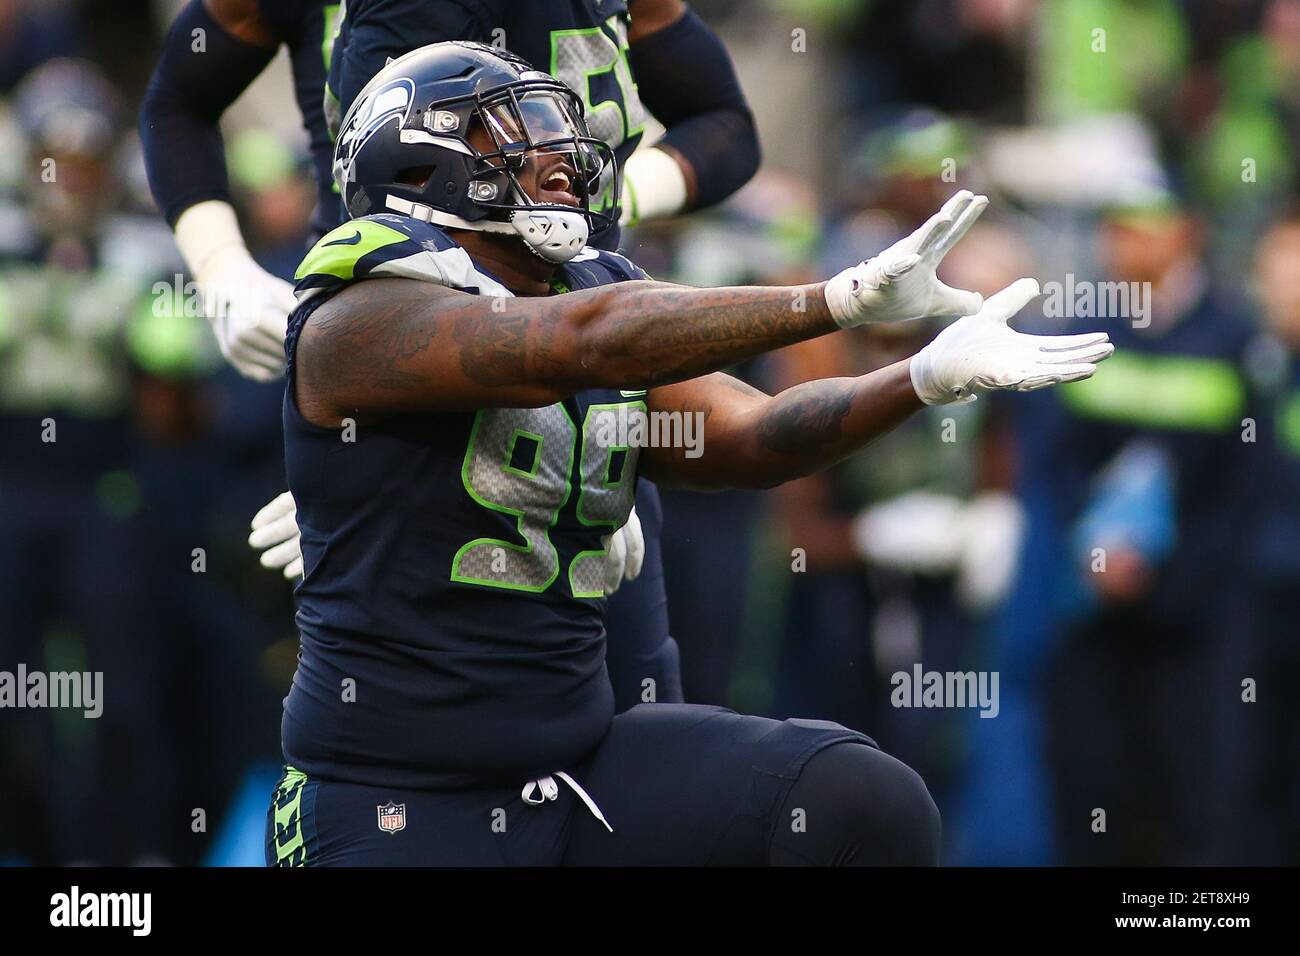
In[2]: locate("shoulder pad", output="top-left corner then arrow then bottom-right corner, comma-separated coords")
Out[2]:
294,215 -> 512,301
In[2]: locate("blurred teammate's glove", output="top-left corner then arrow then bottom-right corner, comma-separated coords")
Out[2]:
174,200 -> 294,382
850,490 -> 966,574
603,506 -> 645,596
249,491 -> 302,580
823,190 -> 988,328
850,490 -> 1026,612
909,278 -> 1114,405
955,491 -> 1026,611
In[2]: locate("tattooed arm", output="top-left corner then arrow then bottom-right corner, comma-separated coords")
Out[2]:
640,366 -> 923,490
294,276 -> 838,426
639,277 -> 1117,489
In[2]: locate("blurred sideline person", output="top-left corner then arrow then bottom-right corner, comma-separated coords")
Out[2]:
0,60 -> 187,864
263,43 -> 1112,865
1228,214 -> 1300,864
1025,191 -> 1258,865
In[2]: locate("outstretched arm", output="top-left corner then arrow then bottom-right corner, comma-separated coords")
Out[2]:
297,191 -> 994,424
296,276 -> 837,423
641,366 -> 922,490
640,279 -> 1114,490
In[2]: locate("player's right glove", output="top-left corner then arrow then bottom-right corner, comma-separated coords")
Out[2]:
908,277 -> 1114,405
174,200 -> 294,382
823,189 -> 988,328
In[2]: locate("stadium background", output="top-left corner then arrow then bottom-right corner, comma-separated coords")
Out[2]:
2,0 -> 1298,865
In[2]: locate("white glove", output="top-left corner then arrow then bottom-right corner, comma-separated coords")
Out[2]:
603,506 -> 645,595
174,200 -> 294,382
954,491 -> 1026,611
851,490 -> 967,574
851,489 -> 1026,612
909,277 -> 1114,405
823,189 -> 988,328
249,491 -> 303,580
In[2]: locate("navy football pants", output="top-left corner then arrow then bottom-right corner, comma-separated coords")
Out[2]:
266,704 -> 939,866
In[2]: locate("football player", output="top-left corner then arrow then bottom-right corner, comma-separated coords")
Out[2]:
265,43 -> 1113,866
139,0 -> 758,710
315,6 -> 757,707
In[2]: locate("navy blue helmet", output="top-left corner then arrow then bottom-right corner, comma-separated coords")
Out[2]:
332,41 -> 616,262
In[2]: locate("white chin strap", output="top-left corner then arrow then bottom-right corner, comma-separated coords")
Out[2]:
510,208 -> 588,263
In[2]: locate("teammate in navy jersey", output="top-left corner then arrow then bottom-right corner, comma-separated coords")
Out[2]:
140,0 -> 342,383
326,0 -> 759,248
264,42 -> 1113,865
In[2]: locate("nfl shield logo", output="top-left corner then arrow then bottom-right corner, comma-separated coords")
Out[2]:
377,802 -> 406,835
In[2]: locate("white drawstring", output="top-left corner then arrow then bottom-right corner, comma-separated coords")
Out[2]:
521,771 -> 613,833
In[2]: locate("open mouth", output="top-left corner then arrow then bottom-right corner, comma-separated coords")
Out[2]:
537,159 -> 580,207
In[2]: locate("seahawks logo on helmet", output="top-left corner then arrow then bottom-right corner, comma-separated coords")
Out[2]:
333,76 -> 416,194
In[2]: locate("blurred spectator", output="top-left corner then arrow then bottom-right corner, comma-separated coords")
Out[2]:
0,59 -> 179,863
0,0 -> 83,94
823,108 -> 975,262
1026,192 -> 1258,865
225,128 -> 317,277
0,57 -> 298,865
1225,213 -> 1300,864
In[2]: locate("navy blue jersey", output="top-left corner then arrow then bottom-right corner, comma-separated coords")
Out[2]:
281,214 -> 651,788
1043,287 -> 1256,626
1240,349 -> 1300,583
326,0 -> 648,243
256,0 -> 346,232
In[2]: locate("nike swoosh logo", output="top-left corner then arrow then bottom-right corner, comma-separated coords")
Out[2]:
619,389 -> 647,398
323,230 -> 362,246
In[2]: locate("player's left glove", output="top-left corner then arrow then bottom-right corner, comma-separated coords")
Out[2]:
249,491 -> 302,580
823,189 -> 988,328
909,277 -> 1114,405
603,506 -> 645,596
